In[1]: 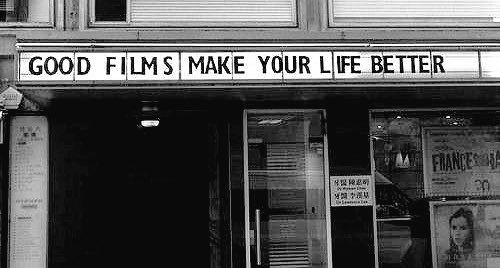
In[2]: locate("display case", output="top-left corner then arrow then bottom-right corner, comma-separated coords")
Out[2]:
370,108 -> 500,268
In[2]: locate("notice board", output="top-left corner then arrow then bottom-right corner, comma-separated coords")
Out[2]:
9,116 -> 48,268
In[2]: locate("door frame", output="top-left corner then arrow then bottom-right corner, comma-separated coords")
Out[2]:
243,109 -> 333,268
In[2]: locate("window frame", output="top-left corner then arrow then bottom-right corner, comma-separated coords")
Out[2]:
88,0 -> 299,28
327,0 -> 500,28
0,0 -> 55,28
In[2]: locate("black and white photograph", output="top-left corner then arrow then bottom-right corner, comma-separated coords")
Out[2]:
1,0 -> 500,268
430,201 -> 500,268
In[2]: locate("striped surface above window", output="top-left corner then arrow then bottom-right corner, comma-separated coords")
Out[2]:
332,0 -> 500,20
129,0 -> 296,24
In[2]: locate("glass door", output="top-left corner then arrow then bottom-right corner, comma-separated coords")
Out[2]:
244,110 -> 332,268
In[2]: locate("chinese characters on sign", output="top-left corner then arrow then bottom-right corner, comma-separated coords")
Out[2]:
330,175 -> 373,207
9,116 -> 48,268
18,51 -> 486,81
423,127 -> 500,197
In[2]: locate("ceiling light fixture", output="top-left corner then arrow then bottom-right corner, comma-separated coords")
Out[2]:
258,119 -> 283,125
140,119 -> 160,128
138,101 -> 160,128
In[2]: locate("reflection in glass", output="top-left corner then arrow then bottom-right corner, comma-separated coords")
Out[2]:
246,111 -> 329,267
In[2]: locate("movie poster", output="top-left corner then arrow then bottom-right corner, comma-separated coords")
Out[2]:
430,200 -> 500,268
423,127 -> 500,197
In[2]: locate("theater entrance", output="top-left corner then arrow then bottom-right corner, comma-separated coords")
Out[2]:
51,108 -> 229,267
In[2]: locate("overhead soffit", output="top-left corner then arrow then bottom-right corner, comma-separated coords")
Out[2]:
16,83 -> 500,109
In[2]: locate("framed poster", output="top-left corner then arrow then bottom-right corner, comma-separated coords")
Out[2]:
423,127 -> 500,197
430,200 -> 500,268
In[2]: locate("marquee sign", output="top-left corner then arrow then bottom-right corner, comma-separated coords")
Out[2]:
18,50 -> 497,81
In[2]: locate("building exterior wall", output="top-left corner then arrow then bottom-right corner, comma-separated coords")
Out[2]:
1,1 -> 500,268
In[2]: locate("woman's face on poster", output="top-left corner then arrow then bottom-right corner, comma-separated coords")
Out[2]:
451,216 -> 471,247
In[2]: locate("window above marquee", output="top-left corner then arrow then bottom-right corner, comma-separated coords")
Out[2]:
329,0 -> 500,27
90,0 -> 297,27
0,0 -> 52,26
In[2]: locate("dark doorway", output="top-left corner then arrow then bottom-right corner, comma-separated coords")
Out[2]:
50,107 -> 229,268
88,112 -> 208,267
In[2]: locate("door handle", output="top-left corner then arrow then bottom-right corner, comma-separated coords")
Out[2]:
256,209 -> 261,265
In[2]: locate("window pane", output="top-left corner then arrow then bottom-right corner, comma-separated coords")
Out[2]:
95,0 -> 126,22
333,0 -> 500,22
246,111 -> 330,267
0,0 -> 50,23
371,110 -> 500,268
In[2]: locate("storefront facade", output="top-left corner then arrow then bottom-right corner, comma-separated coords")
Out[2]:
1,1 -> 500,268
